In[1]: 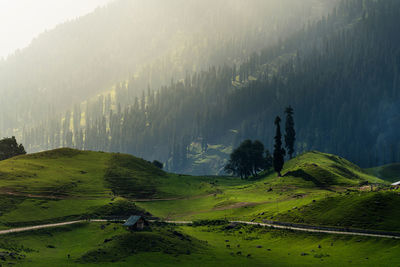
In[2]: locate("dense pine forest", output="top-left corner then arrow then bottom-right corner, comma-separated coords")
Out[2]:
0,0 -> 333,134
7,0 -> 400,174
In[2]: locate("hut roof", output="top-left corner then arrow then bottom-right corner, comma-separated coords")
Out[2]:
123,215 -> 142,227
392,181 -> 400,186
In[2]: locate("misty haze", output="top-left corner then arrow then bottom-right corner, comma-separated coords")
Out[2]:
0,0 -> 399,266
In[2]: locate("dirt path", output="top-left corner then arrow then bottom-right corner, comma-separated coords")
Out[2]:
1,219 -> 399,239
0,220 -> 107,235
231,221 -> 400,240
0,190 -> 67,199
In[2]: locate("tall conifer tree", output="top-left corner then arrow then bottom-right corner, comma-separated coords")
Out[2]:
273,116 -> 285,177
284,106 -> 296,159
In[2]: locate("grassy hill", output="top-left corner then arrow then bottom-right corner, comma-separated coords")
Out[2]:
281,151 -> 383,187
0,148 -> 399,266
0,148 -> 242,228
0,148 -> 392,233
0,148 -> 164,198
274,191 -> 400,232
366,163 -> 400,183
0,148 -> 220,200
1,222 -> 399,266
136,151 -> 387,225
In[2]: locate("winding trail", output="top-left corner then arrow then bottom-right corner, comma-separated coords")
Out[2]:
0,220 -> 106,235
0,219 -> 399,239
231,221 -> 400,240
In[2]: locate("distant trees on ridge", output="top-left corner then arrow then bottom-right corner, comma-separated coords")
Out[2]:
225,107 -> 295,179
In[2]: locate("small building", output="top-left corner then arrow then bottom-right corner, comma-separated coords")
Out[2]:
123,215 -> 146,231
391,181 -> 400,189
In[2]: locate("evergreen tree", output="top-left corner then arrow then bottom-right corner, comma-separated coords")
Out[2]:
284,106 -> 296,159
273,117 -> 285,177
264,150 -> 273,170
0,137 -> 26,161
152,160 -> 164,169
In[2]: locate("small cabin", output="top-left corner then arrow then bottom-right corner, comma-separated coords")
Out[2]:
123,215 -> 146,231
391,181 -> 400,189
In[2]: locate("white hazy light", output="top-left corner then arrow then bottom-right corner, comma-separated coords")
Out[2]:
0,0 -> 113,58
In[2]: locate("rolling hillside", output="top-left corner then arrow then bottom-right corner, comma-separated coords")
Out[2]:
0,148 -> 398,266
2,222 -> 399,266
0,148 -> 219,228
1,148 -> 393,232
366,163 -> 400,183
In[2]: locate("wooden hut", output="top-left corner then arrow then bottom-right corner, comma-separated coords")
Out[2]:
391,181 -> 400,189
123,215 -> 146,231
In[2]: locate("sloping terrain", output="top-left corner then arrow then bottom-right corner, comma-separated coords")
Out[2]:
0,148 -> 206,227
0,148 -> 393,233
0,148 -> 199,199
0,149 -> 111,198
0,0 -> 333,139
366,163 -> 400,183
1,222 -> 399,266
0,148 -> 398,266
0,148 -> 234,227
281,151 -> 383,187
274,191 -> 400,232
136,152 -> 387,224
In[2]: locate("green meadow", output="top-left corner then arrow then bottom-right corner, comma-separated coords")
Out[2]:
1,222 -> 399,266
0,148 -> 399,266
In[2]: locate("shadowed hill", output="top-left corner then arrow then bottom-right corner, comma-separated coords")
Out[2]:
281,151 -> 384,187
0,148 -> 166,199
105,153 -> 166,198
274,191 -> 400,232
366,163 -> 400,183
0,149 -> 385,199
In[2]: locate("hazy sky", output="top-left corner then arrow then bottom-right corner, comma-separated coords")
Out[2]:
0,0 -> 114,59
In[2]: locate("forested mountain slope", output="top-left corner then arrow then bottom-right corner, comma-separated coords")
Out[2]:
0,0 -> 334,137
21,0 -> 400,174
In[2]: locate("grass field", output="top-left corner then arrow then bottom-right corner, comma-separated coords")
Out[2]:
1,222 -> 399,266
274,191 -> 400,232
0,149 -> 393,232
136,151 -> 391,231
0,148 -> 225,228
0,148 -> 399,266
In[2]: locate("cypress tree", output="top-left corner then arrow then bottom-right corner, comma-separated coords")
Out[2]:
284,106 -> 296,159
273,116 -> 285,177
